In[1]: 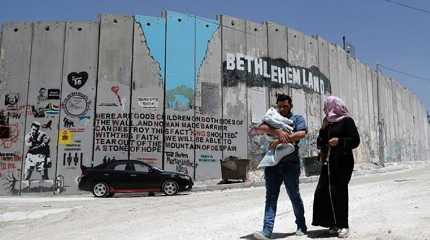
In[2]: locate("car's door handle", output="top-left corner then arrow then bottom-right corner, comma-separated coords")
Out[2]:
104,173 -> 110,176
130,174 -> 137,177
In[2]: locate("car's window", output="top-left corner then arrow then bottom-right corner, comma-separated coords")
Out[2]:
125,164 -> 134,171
113,163 -> 127,171
133,162 -> 150,173
152,166 -> 161,171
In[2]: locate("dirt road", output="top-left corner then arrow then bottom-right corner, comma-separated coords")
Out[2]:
1,166 -> 429,240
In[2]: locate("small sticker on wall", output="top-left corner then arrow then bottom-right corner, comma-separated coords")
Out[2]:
47,89 -> 61,100
59,129 -> 74,145
67,72 -> 88,90
137,97 -> 159,108
4,93 -> 19,110
63,92 -> 90,118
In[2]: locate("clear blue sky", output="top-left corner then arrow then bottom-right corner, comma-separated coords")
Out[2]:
1,0 -> 429,113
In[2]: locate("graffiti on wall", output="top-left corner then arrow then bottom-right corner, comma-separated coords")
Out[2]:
23,121 -> 52,180
60,71 -> 93,172
95,113 -> 131,153
19,67 -> 62,192
1,11 -> 428,196
97,86 -> 127,111
31,88 -> 60,118
5,93 -> 20,110
1,88 -> 27,193
164,114 -> 240,152
67,72 -> 88,90
134,11 -> 224,175
0,111 -> 20,148
164,114 -> 242,174
62,152 -> 83,167
223,53 -> 331,95
95,112 -> 165,154
0,151 -> 21,183
63,92 -> 90,118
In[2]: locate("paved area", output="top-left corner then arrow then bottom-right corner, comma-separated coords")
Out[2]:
0,163 -> 429,240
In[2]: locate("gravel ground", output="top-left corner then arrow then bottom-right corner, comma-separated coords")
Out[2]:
0,164 -> 429,240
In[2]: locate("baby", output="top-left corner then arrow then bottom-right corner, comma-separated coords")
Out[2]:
249,107 -> 296,168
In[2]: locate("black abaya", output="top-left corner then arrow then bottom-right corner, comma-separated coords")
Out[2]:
312,117 -> 360,229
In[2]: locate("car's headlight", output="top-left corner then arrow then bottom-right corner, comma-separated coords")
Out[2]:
178,175 -> 190,180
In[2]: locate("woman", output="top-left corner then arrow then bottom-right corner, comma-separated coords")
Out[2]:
312,96 -> 360,238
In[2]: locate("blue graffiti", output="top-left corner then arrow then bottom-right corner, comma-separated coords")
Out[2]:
135,15 -> 166,80
135,11 -> 219,111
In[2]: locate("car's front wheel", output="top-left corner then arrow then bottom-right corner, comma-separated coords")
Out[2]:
92,182 -> 110,198
162,179 -> 179,196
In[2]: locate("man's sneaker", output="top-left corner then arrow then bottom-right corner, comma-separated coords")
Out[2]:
253,231 -> 271,240
295,228 -> 307,236
338,228 -> 350,238
328,227 -> 339,234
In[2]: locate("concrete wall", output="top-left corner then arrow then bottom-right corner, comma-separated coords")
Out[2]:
0,11 -> 429,195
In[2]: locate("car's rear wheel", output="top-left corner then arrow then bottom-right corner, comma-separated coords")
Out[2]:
92,182 -> 110,198
162,179 -> 179,196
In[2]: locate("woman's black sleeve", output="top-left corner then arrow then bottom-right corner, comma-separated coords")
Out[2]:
340,117 -> 360,149
317,127 -> 329,150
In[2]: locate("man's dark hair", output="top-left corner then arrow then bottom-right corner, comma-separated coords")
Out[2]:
276,94 -> 292,105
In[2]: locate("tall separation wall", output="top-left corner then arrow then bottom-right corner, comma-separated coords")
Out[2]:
0,11 -> 429,195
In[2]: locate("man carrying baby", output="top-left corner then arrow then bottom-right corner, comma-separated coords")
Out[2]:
254,94 -> 308,240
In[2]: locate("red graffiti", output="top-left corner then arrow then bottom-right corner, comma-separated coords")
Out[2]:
0,153 -> 22,162
2,105 -> 33,115
0,161 -> 17,176
192,130 -> 207,137
0,162 -> 16,170
111,86 -> 123,106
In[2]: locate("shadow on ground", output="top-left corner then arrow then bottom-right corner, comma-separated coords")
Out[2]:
240,229 -> 337,239
240,232 -> 295,239
306,229 -> 337,238
108,192 -> 191,198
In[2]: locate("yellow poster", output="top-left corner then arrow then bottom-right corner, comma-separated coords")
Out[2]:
59,129 -> 74,145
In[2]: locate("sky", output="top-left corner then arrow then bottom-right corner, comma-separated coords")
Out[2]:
1,0 -> 429,113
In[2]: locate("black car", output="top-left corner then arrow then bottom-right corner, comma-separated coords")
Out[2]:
78,160 -> 193,197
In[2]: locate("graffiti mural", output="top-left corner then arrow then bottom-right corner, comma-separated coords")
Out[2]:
23,122 -> 52,180
129,15 -> 165,166
0,12 -> 429,196
223,53 -> 331,95
55,22 -> 100,194
93,16 -> 133,164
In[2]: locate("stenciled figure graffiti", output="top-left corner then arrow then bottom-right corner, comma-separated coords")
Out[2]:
24,121 -> 52,180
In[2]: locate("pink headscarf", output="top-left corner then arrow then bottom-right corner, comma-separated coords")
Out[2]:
323,96 -> 351,123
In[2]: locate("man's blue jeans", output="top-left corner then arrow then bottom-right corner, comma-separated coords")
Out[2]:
262,160 -> 307,236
